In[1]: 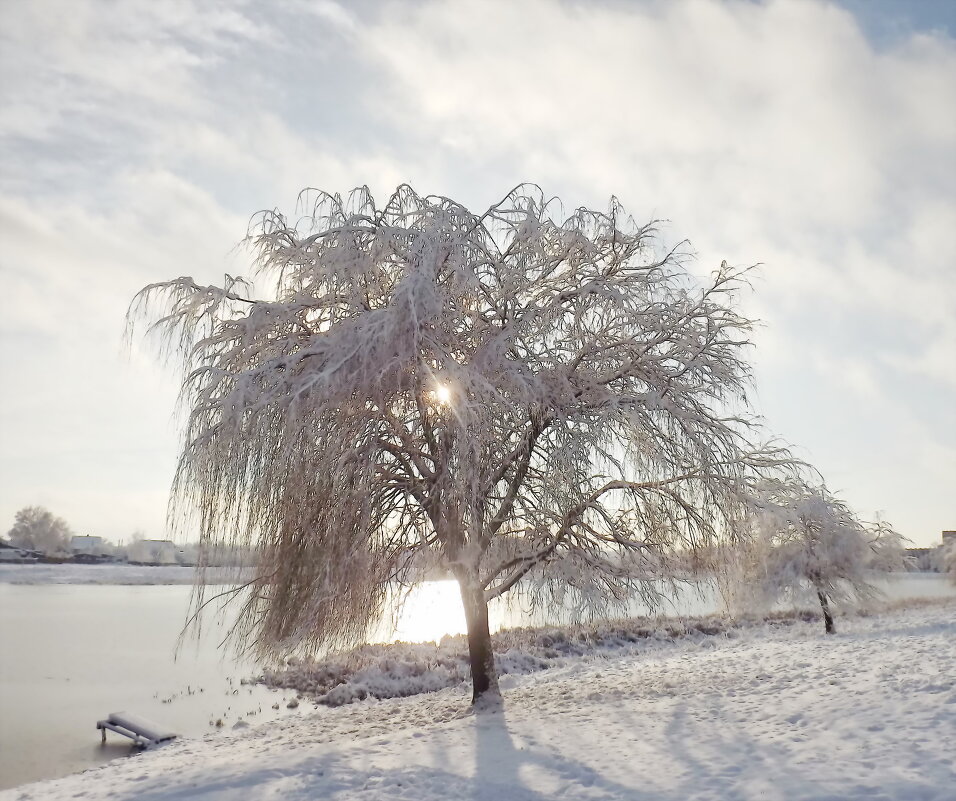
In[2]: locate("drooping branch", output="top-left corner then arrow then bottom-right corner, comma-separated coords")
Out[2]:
130,182 -> 802,672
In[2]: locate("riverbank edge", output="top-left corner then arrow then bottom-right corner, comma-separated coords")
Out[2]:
257,593 -> 955,706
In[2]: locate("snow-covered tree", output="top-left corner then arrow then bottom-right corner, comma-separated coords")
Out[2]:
6,506 -> 72,555
131,185 -> 794,702
734,481 -> 906,633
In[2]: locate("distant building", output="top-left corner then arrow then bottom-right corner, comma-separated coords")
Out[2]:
71,535 -> 107,556
942,531 -> 956,544
127,539 -> 179,565
0,540 -> 40,563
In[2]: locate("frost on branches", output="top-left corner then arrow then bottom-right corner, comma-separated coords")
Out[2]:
726,481 -> 906,634
130,185 -> 793,702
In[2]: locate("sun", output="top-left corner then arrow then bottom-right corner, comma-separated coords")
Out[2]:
425,382 -> 452,407
432,384 -> 452,405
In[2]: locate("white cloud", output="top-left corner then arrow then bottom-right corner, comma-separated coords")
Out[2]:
0,0 -> 953,545
340,0 -> 956,543
292,0 -> 358,35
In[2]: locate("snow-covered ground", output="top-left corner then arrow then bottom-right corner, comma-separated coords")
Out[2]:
5,599 -> 953,801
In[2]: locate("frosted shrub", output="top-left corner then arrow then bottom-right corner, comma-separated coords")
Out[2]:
734,482 -> 906,633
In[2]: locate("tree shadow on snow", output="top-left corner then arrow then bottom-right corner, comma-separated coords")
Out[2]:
656,699 -> 945,800
125,704 -> 636,801
836,621 -> 955,642
467,703 -> 632,800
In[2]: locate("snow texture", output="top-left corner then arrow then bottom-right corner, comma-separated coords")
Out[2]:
5,599 -> 954,801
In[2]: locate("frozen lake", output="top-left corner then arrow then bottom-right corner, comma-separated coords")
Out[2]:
0,568 -> 953,790
0,582 -> 293,790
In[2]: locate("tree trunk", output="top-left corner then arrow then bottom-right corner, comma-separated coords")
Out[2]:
816,588 -> 835,634
457,572 -> 500,704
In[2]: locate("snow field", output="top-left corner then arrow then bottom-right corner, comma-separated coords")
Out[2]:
4,599 -> 954,801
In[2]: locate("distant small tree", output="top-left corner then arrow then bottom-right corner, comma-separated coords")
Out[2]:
109,540 -> 129,561
131,185 -> 794,703
941,541 -> 956,583
736,482 -> 906,633
7,506 -> 72,555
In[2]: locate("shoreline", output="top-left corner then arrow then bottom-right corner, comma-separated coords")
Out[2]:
259,593 -> 956,706
2,562 -> 952,586
0,563 -> 253,585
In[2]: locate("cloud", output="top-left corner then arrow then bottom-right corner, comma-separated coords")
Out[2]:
0,173 -> 251,541
336,0 -> 956,543
0,0 -> 953,544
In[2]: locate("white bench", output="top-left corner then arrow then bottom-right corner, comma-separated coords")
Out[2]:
96,712 -> 178,747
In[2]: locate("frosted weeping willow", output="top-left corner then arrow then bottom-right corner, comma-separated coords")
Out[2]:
131,184 -> 794,701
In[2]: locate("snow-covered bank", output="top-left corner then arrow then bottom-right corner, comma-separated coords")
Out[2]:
6,599 -> 954,801
260,612 -> 790,706
260,574 -> 955,708
0,563 -> 242,585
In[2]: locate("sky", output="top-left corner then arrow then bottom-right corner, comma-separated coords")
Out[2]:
0,0 -> 953,548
